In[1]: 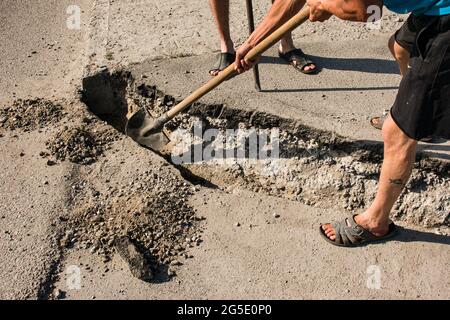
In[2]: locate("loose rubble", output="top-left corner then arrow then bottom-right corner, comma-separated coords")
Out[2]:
121,81 -> 449,230
0,98 -> 64,131
115,237 -> 153,281
46,125 -> 120,165
61,158 -> 202,281
42,69 -> 448,286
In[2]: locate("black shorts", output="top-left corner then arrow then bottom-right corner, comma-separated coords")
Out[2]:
391,14 -> 450,140
394,14 -> 435,53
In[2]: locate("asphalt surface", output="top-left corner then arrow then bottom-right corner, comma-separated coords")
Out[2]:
0,0 -> 448,300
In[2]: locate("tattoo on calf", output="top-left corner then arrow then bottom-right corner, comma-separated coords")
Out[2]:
389,178 -> 405,187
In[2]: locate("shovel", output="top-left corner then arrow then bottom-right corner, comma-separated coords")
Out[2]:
126,5 -> 310,152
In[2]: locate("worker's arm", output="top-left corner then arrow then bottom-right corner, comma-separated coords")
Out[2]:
235,0 -> 305,73
307,0 -> 383,22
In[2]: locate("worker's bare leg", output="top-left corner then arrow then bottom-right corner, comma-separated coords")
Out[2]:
322,116 -> 417,238
273,0 -> 316,72
209,0 -> 234,75
388,35 -> 410,76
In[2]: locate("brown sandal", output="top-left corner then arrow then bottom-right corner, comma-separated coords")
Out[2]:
279,48 -> 317,74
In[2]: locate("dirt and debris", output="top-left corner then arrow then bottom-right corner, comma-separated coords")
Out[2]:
46,125 -> 120,165
0,98 -> 64,131
3,0 -> 449,300
46,68 -> 447,287
60,157 -> 202,281
2,70 -> 445,294
116,80 -> 450,231
115,237 -> 153,281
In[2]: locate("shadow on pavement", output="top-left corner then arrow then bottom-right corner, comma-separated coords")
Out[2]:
260,54 -> 400,75
394,226 -> 450,245
258,55 -> 399,92
260,86 -> 399,93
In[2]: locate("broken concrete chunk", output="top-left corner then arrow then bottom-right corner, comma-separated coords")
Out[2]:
115,236 -> 153,281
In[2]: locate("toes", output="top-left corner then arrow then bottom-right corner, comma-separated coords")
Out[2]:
304,64 -> 316,72
325,229 -> 334,237
322,223 -> 336,240
371,117 -> 382,125
328,229 -> 336,241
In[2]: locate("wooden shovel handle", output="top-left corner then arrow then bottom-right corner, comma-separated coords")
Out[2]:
166,5 -> 310,119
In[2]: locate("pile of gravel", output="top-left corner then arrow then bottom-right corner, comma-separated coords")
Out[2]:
46,126 -> 120,165
0,99 -> 64,131
62,166 -> 202,280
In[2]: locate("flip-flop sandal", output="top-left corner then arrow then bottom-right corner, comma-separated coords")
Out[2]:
319,215 -> 397,247
279,48 -> 317,74
209,52 -> 236,76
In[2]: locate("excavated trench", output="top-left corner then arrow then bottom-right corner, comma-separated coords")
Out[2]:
82,68 -> 450,232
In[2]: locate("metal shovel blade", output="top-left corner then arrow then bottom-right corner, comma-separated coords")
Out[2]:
125,108 -> 170,152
